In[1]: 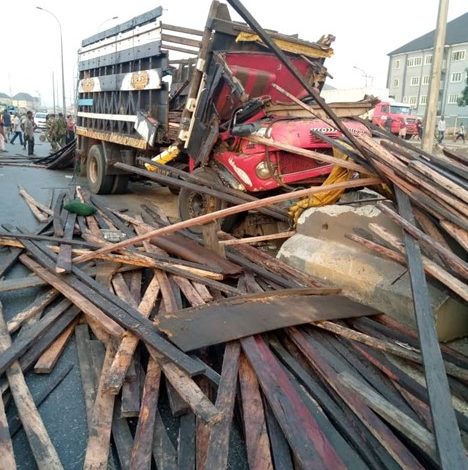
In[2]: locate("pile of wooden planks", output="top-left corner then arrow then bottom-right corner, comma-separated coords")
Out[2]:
0,183 -> 467,469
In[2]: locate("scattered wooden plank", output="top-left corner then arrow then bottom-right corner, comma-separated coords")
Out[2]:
120,360 -> 141,418
178,413 -> 196,470
0,247 -> 22,278
0,303 -> 63,470
204,342 -> 241,469
238,354 -> 274,470
53,192 -> 66,237
55,211 -> 77,273
0,373 -> 16,470
242,335 -> 347,469
0,275 -> 48,293
156,292 -> 378,351
219,230 -> 295,246
111,397 -> 133,470
18,186 -> 50,222
152,410 -> 178,470
34,318 -> 79,373
166,381 -> 190,417
83,342 -> 117,470
130,359 -> 161,470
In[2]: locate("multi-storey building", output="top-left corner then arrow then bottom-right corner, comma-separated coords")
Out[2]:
387,12 -> 468,127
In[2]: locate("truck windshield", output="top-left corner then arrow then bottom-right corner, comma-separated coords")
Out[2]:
390,106 -> 411,115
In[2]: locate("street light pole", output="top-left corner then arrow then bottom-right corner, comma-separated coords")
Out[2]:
36,6 -> 66,116
353,65 -> 373,89
422,0 -> 449,152
98,16 -> 119,30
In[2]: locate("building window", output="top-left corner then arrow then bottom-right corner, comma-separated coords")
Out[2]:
451,72 -> 463,83
452,50 -> 466,61
422,75 -> 430,85
420,95 -> 427,105
425,55 -> 432,65
447,94 -> 459,104
392,78 -> 400,87
410,77 -> 420,86
408,96 -> 417,107
394,59 -> 400,69
407,57 -> 422,67
402,96 -> 408,103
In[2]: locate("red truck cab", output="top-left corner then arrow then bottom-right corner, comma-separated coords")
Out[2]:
372,101 -> 418,138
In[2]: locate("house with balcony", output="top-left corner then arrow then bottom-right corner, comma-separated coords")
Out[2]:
387,12 -> 468,128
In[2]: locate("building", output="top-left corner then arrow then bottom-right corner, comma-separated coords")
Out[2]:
0,92 -> 12,107
11,92 -> 41,111
387,12 -> 468,127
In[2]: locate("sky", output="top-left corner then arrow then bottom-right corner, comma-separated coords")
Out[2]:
2,0 -> 467,108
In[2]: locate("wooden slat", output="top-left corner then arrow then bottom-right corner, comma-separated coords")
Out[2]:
130,359 -> 161,470
0,372 -> 16,469
178,413 -> 196,470
0,303 -> 63,469
238,354 -> 274,470
204,342 -> 241,469
56,211 -> 77,274
53,192 -> 66,237
152,411 -> 178,470
34,318 -> 79,373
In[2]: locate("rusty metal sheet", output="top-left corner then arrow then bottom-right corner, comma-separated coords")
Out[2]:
156,291 -> 379,351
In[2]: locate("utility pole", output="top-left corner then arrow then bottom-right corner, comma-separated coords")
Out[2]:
422,0 -> 449,152
52,72 -> 56,114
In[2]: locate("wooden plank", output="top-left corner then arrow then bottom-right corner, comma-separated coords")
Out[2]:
395,188 -> 467,469
339,371 -> 438,463
0,247 -> 22,278
202,221 -> 225,258
18,186 -> 50,222
53,192 -> 66,237
171,275 -> 205,307
238,354 -> 274,470
104,272 -> 160,393
288,327 -> 424,470
264,403 -> 294,470
34,318 -> 79,373
19,255 -> 123,338
130,359 -> 161,470
83,341 -> 117,470
166,381 -> 190,417
55,211 -> 77,273
204,342 -> 241,470
0,275 -> 48,292
120,360 -> 141,418
241,335 -> 346,469
0,303 -> 63,470
152,410 -> 178,470
111,397 -> 133,470
73,177 -> 381,264
178,413 -> 196,470
219,231 -> 295,246
0,371 -> 16,470
156,293 -> 378,351
7,288 -> 59,333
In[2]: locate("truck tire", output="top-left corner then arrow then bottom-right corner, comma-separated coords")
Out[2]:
178,167 -> 238,234
87,144 -> 115,194
111,175 -> 129,194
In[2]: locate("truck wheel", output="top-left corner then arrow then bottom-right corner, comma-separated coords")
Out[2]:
178,167 -> 237,234
111,175 -> 129,194
87,144 -> 115,194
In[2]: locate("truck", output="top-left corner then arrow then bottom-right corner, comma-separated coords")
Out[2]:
371,100 -> 419,138
77,1 -> 373,231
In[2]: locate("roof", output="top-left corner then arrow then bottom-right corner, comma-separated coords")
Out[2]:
0,92 -> 10,99
12,92 -> 35,100
389,12 -> 468,55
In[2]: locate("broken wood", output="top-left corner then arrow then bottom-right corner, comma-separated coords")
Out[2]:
219,230 -> 295,246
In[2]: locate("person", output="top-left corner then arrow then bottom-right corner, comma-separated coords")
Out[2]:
416,119 -> 423,140
46,114 -> 58,151
455,123 -> 465,144
2,109 -> 11,140
398,117 -> 407,140
65,114 -> 76,144
56,113 -> 67,147
384,115 -> 393,133
10,113 -> 24,146
437,115 -> 446,143
0,113 -> 6,152
23,111 -> 36,156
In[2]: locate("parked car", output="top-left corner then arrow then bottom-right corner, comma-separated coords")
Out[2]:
34,112 -> 48,129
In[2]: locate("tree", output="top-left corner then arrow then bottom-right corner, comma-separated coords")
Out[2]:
458,68 -> 468,106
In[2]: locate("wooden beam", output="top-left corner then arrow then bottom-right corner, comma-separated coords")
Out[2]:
73,177 -> 381,264
0,303 -> 63,469
219,231 -> 295,246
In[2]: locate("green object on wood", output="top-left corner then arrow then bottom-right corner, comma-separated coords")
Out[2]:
63,200 -> 96,217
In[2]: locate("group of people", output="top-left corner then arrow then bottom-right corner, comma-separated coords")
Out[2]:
436,116 -> 465,144
0,109 -> 36,155
45,113 -> 76,151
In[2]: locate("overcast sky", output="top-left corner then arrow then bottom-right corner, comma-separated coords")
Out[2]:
2,0 -> 467,107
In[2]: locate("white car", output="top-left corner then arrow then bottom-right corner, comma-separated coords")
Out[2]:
34,112 -> 48,129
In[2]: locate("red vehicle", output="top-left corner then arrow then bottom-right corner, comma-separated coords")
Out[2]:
371,101 -> 418,138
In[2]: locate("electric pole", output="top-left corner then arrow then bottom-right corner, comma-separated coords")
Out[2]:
422,0 -> 449,152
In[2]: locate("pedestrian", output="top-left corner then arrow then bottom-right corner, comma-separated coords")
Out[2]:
23,111 -> 36,156
437,115 -> 446,143
2,109 -> 11,140
416,119 -> 423,140
455,123 -> 465,144
65,114 -> 76,144
0,114 -> 6,152
56,113 -> 67,147
398,117 -> 407,140
384,115 -> 393,133
10,113 -> 24,146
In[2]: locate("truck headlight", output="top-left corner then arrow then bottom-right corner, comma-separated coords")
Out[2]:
255,161 -> 274,179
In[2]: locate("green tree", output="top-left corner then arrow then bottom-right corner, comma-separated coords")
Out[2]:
458,68 -> 468,106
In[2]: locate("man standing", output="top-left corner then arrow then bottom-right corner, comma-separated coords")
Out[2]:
455,123 -> 465,144
23,111 -> 36,156
10,113 -> 24,146
2,109 -> 11,140
437,115 -> 446,143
